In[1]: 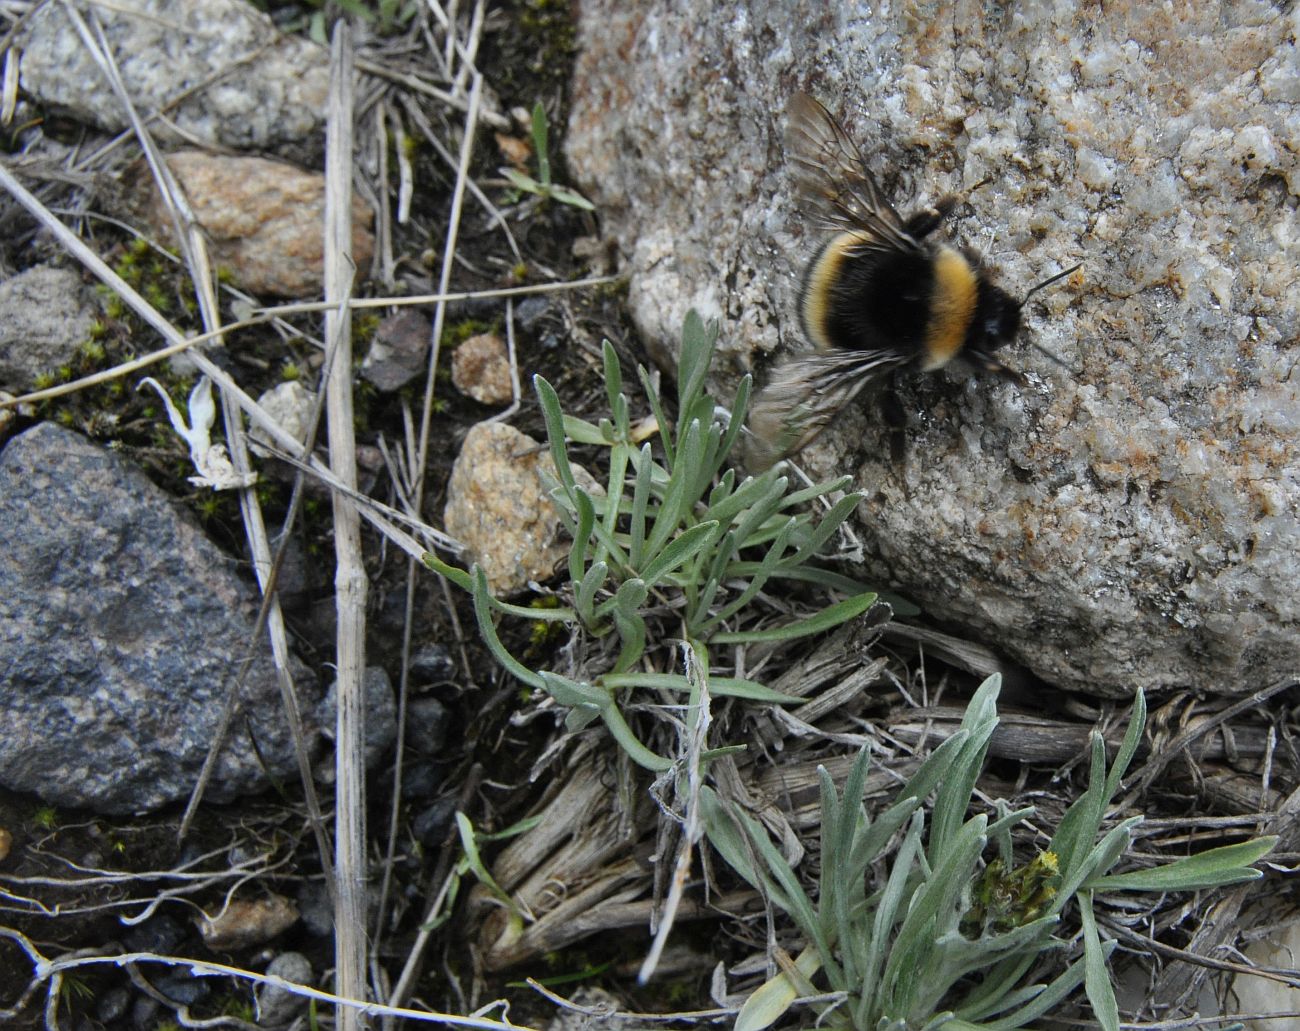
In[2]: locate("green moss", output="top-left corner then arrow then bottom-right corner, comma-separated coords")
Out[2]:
441,317 -> 495,350
143,281 -> 170,313
195,492 -> 231,524
595,277 -> 630,301
255,481 -> 280,509
354,311 -> 382,345
526,595 -> 566,650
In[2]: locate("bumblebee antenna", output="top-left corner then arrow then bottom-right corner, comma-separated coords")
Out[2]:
1021,261 -> 1083,305
1026,336 -> 1077,373
1018,262 -> 1082,373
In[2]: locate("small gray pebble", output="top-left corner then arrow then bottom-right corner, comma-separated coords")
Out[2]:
97,986 -> 131,1022
257,951 -> 313,1026
406,697 -> 450,753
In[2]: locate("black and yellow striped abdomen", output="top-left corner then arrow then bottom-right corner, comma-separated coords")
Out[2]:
798,233 -> 979,369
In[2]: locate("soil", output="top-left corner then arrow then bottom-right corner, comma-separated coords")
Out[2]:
0,1 -> 646,1025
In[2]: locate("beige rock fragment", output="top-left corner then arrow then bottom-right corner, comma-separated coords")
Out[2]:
451,333 -> 514,406
127,151 -> 374,296
197,894 -> 299,950
250,380 -> 316,457
443,422 -> 596,595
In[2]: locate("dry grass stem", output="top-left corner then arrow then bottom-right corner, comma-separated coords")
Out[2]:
0,927 -> 533,1029
0,276 -> 615,409
324,23 -> 370,1030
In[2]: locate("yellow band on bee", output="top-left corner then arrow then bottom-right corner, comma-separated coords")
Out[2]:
922,246 -> 978,369
802,232 -> 873,352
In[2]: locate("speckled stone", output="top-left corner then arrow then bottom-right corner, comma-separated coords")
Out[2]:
0,265 -> 99,393
444,421 -> 597,595
0,423 -> 319,813
451,332 -> 514,405
566,1 -> 1300,695
16,0 -> 330,163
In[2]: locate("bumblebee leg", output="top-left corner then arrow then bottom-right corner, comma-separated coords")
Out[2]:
903,195 -> 957,239
880,371 -> 908,463
970,350 -> 1027,387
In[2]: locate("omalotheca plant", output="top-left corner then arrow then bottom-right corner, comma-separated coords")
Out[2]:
703,676 -> 1276,1031
500,101 -> 596,211
427,312 -> 882,770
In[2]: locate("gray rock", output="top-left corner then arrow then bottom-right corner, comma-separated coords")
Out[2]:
515,296 -> 551,330
0,265 -> 98,393
412,796 -> 456,846
122,913 -> 186,954
409,642 -> 454,683
566,2 -> 1300,695
318,666 -> 397,770
131,995 -> 159,1029
153,973 -> 209,1005
295,880 -> 333,938
97,987 -> 131,1023
0,423 -> 319,813
360,310 -> 431,392
256,951 -> 313,1027
400,760 -> 442,800
17,0 -> 330,162
406,697 -> 450,754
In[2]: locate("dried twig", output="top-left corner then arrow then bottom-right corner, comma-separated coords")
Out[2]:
0,926 -> 532,1030
638,643 -> 713,983
324,23 -> 370,1031
380,61 -> 483,1018
0,276 -> 616,410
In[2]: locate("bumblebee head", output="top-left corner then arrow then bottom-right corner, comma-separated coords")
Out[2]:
973,263 -> 1083,376
977,282 -> 1023,352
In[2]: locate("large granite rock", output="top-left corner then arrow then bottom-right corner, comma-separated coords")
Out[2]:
565,1 -> 1300,695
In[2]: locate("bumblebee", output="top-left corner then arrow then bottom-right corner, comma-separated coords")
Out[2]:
744,92 -> 1080,470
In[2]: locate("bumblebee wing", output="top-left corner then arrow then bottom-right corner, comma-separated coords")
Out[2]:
743,349 -> 907,471
785,92 -> 918,254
